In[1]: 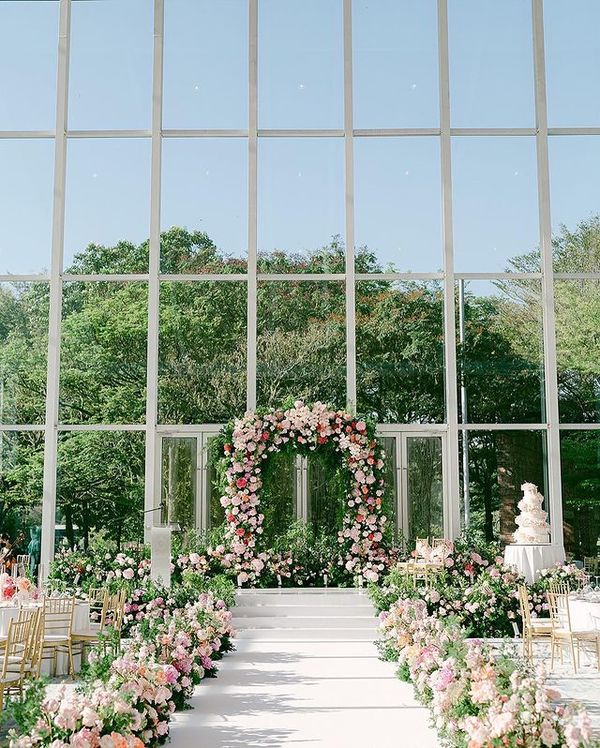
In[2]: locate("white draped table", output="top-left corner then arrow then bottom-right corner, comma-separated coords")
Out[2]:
568,595 -> 600,632
503,544 -> 565,583
0,600 -> 91,675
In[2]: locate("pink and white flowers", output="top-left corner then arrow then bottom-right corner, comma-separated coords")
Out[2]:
219,401 -> 389,582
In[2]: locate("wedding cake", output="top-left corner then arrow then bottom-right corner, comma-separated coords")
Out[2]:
512,482 -> 551,544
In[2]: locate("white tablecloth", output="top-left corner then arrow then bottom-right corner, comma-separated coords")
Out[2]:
569,597 -> 600,632
503,544 -> 565,583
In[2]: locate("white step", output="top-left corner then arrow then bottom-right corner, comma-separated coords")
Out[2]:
234,604 -> 374,618
235,591 -> 372,607
235,628 -> 378,641
234,615 -> 377,630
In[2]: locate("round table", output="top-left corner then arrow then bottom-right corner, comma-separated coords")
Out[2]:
503,543 -> 566,583
568,596 -> 600,632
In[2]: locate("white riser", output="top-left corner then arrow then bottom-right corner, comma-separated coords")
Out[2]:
234,616 -> 377,630
234,604 -> 373,618
236,593 -> 371,608
235,628 -> 378,641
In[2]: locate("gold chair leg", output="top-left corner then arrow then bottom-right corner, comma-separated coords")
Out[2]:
569,637 -> 577,674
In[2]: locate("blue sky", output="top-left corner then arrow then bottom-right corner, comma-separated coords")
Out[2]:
1,0 -> 600,275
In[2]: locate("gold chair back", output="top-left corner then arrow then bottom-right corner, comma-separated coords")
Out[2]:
43,597 -> 75,638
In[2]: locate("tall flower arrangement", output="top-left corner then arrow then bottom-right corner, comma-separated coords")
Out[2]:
217,401 -> 389,583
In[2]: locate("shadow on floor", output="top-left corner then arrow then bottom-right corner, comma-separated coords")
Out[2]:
172,724 -> 305,747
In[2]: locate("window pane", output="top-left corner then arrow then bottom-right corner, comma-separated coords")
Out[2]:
353,0 -> 438,128
0,283 -> 49,425
161,436 -> 197,531
457,280 -> 545,424
257,281 -> 345,408
460,430 -> 548,544
0,139 -> 54,275
163,0 -> 248,129
59,282 -> 148,424
258,138 -> 345,272
545,0 -> 600,127
64,139 -> 151,273
356,281 -> 444,423
452,137 -> 539,272
259,0 -> 343,129
158,282 -> 247,424
0,1 -> 58,130
407,435 -> 444,542
57,431 -> 145,548
449,0 -> 534,127
354,137 -> 442,272
549,136 -> 600,273
69,0 -> 153,130
161,138 -> 247,273
560,431 -> 600,561
0,430 -> 44,578
555,280 -> 600,424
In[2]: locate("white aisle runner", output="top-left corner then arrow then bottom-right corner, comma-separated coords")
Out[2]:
169,589 -> 440,748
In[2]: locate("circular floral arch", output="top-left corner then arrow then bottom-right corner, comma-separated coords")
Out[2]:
218,401 -> 389,584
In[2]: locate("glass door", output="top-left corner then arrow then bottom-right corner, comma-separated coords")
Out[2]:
158,431 -> 220,533
377,431 -> 447,546
401,433 -> 445,542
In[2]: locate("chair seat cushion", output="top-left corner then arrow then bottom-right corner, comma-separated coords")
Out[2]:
42,635 -> 70,643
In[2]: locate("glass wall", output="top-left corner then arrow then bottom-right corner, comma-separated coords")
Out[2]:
1,0 -> 598,564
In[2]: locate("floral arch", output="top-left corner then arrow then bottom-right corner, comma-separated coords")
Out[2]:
218,401 -> 389,584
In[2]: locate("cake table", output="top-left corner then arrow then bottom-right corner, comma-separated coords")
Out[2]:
503,543 -> 565,583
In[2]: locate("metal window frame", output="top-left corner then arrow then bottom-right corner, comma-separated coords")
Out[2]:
7,0 -> 600,574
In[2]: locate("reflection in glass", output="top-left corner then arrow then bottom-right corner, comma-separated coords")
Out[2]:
449,0 -> 534,127
555,280 -> 600,423
545,0 -> 600,126
560,431 -> 600,559
69,0 -> 153,130
549,136 -> 600,273
59,282 -> 148,424
457,280 -> 544,424
354,137 -> 442,272
0,139 -> 54,275
258,138 -> 344,271
460,430 -> 548,544
64,139 -> 151,272
163,0 -> 248,129
158,282 -> 247,424
161,138 -> 247,272
258,452 -> 295,548
0,1 -> 58,130
356,281 -> 444,424
161,436 -> 197,531
353,0 -> 438,128
257,281 -> 345,408
307,452 -> 346,536
57,431 -> 145,548
452,137 -> 539,272
259,0 -> 343,129
0,283 -> 49,425
406,436 -> 443,542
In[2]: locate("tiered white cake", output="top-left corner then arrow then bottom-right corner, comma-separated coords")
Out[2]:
513,482 -> 551,544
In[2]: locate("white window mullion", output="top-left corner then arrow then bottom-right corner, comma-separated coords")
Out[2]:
246,0 -> 258,411
532,0 -> 564,549
438,0 -> 461,540
40,0 -> 70,581
143,0 -> 164,541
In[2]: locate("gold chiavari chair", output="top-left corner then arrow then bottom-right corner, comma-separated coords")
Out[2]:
72,589 -> 111,658
518,584 -> 552,662
40,597 -> 75,677
0,615 -> 34,710
548,580 -> 571,596
548,592 -> 600,673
